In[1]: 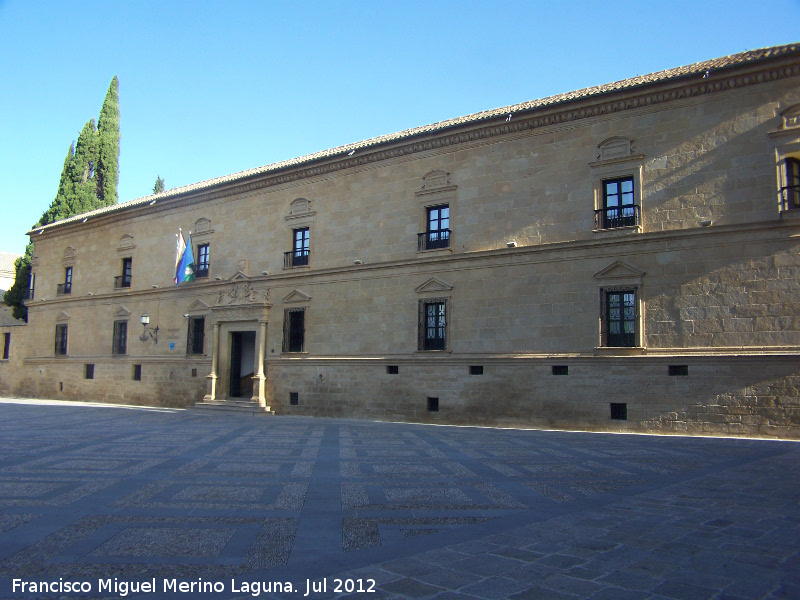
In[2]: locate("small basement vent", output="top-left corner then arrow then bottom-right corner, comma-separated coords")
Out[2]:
610,402 -> 627,420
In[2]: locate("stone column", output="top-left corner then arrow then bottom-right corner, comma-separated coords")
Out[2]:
251,320 -> 268,407
204,321 -> 221,401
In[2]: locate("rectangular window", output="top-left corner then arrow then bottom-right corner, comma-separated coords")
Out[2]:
55,324 -> 68,356
196,244 -> 210,278
25,273 -> 35,300
133,364 -> 142,381
783,158 -> 800,210
116,258 -> 132,288
386,365 -> 399,374
605,290 -> 637,347
187,316 -> 205,354
112,320 -> 128,355
286,228 -> 310,267
85,364 -> 94,379
552,365 -> 569,375
420,204 -> 450,250
289,392 -> 299,405
599,177 -> 638,229
669,365 -> 689,376
419,300 -> 446,351
2,333 -> 9,359
283,308 -> 306,353
58,267 -> 72,295
469,365 -> 483,375
427,397 -> 439,412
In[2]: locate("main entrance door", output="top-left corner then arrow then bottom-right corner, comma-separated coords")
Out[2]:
229,331 -> 256,398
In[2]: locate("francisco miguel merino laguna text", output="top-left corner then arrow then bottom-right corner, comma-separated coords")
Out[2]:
12,577 -> 377,596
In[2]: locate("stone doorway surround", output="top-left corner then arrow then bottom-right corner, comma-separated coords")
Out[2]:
203,277 -> 272,410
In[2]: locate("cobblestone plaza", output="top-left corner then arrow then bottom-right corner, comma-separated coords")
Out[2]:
0,398 -> 798,599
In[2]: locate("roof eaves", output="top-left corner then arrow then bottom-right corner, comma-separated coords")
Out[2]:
28,42 -> 800,237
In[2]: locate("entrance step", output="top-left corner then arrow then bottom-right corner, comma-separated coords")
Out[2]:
190,399 -> 274,415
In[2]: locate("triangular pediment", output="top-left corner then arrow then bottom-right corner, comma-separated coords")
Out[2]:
415,277 -> 454,294
283,289 -> 311,303
230,271 -> 250,282
186,299 -> 210,312
593,260 -> 645,281
56,311 -> 71,322
113,305 -> 131,317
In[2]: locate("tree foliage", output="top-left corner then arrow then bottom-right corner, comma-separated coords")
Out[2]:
3,244 -> 33,321
96,76 -> 120,206
4,77 -> 121,321
153,176 -> 165,194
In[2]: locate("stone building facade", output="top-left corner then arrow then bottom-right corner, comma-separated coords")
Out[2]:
2,44 -> 800,437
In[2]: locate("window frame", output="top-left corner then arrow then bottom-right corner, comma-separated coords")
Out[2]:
2,332 -> 10,360
601,288 -> 639,348
589,152 -> 644,233
600,177 -> 638,229
58,266 -> 73,295
55,323 -> 68,356
195,244 -> 210,278
116,258 -> 132,289
782,157 -> 800,211
418,299 -> 447,351
282,307 -> 306,353
112,320 -> 128,355
286,227 -> 310,268
419,204 -> 451,251
186,316 -> 206,355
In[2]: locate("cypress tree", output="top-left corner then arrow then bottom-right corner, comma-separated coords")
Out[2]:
96,76 -> 119,206
6,77 -> 121,320
69,119 -> 100,215
153,176 -> 165,194
39,142 -> 75,227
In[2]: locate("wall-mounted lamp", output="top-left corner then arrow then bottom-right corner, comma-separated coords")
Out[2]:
353,259 -> 362,265
151,285 -> 158,289
700,219 -> 712,227
149,200 -> 157,206
139,313 -> 159,344
214,276 -> 222,281
506,240 -> 518,248
261,270 -> 269,275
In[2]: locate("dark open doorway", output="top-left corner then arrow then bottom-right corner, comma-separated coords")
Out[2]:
229,331 -> 256,398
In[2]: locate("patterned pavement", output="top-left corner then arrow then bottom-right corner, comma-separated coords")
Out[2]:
0,398 -> 797,599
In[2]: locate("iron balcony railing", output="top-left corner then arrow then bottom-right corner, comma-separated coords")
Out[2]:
594,205 -> 640,230
284,249 -> 309,268
114,275 -> 132,289
57,283 -> 72,295
417,229 -> 451,251
195,265 -> 209,278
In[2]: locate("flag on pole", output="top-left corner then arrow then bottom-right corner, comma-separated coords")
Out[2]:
174,229 -> 186,285
175,232 -> 195,285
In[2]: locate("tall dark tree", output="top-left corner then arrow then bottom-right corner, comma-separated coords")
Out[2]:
4,77 -> 120,321
153,176 -> 165,194
96,76 -> 120,206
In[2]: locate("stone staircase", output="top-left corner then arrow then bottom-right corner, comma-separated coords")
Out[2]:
190,398 -> 275,415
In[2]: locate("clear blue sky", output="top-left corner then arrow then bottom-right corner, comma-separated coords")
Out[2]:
1,0 -> 798,255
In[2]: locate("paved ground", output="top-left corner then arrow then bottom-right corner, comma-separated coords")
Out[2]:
0,398 -> 797,600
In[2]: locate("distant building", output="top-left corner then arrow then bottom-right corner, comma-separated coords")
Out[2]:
2,44 -> 800,438
0,251 -> 21,295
